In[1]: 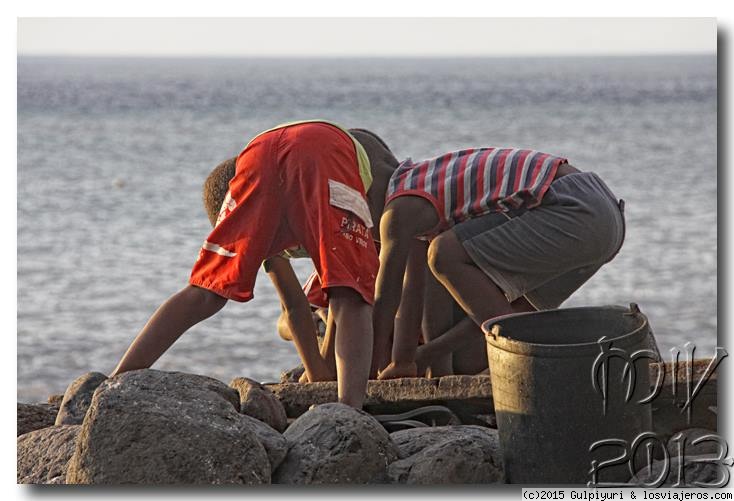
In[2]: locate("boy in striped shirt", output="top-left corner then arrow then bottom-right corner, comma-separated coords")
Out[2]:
373,147 -> 625,379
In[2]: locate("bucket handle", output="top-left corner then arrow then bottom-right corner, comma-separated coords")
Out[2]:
625,303 -> 641,316
486,324 -> 501,341
621,303 -> 665,404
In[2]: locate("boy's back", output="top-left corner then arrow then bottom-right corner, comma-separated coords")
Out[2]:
112,120 -> 391,408
386,147 -> 568,235
190,121 -> 379,305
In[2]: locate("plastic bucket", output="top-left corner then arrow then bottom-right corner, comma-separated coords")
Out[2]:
482,304 -> 656,485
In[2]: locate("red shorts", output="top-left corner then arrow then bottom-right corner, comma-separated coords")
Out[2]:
303,271 -> 329,309
190,122 -> 379,304
303,239 -> 381,309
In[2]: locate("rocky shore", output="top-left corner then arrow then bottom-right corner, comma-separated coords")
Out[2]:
17,369 -> 504,485
17,360 -> 718,485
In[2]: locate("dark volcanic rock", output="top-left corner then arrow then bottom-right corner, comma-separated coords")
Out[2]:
387,426 -> 504,484
17,425 -> 81,484
240,414 -> 288,471
230,377 -> 288,432
48,394 -> 64,406
631,454 -> 728,487
55,372 -> 108,425
66,369 -> 269,485
280,365 -> 305,383
17,403 -> 59,436
273,403 -> 398,484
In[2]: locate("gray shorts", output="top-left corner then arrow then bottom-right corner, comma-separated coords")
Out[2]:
453,172 -> 625,311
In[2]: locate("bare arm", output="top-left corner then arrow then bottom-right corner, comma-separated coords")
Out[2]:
299,308 -> 336,383
278,305 -> 327,342
276,307 -> 293,341
371,209 -> 414,375
372,198 -> 439,376
265,256 -> 334,382
319,308 -> 337,367
375,240 -> 428,379
111,285 -> 227,376
377,239 -> 428,379
391,239 -> 428,364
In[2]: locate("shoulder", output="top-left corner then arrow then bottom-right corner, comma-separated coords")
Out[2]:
382,196 -> 438,239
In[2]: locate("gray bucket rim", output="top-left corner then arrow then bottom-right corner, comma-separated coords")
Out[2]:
482,304 -> 649,357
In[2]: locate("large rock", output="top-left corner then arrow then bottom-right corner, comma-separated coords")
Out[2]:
17,403 -> 59,436
55,372 -> 108,425
631,455 -> 729,487
48,394 -> 64,406
386,426 -> 504,484
240,414 -> 288,471
230,377 -> 288,432
17,425 -> 81,484
273,403 -> 399,484
280,365 -> 305,383
66,369 -> 270,484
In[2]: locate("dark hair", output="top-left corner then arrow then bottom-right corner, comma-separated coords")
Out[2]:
202,157 -> 237,226
348,128 -> 392,152
347,128 -> 399,170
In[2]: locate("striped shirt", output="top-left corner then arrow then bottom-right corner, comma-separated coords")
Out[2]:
385,148 -> 568,229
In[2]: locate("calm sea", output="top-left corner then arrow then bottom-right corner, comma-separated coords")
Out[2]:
17,55 -> 717,402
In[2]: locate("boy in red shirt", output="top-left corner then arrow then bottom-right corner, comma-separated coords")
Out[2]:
111,121 -> 396,408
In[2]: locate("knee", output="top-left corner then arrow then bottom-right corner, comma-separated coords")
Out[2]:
187,285 -> 228,313
427,233 -> 454,278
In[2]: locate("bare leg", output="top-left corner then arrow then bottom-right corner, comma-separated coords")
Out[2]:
425,229 -> 540,375
421,270 -> 454,376
452,297 -> 535,373
320,310 -> 337,378
111,285 -> 227,377
371,335 -> 392,379
417,296 -> 536,374
417,316 -> 475,376
452,330 -> 491,374
329,287 -> 373,408
428,229 -> 515,329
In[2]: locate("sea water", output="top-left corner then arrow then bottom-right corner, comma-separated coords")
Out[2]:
17,55 -> 717,402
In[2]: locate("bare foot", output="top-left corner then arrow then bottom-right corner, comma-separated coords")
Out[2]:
415,345 -> 453,377
371,343 -> 392,379
300,366 -> 336,383
415,346 -> 430,377
377,361 -> 418,380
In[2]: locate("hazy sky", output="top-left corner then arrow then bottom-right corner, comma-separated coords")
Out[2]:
17,17 -> 716,56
